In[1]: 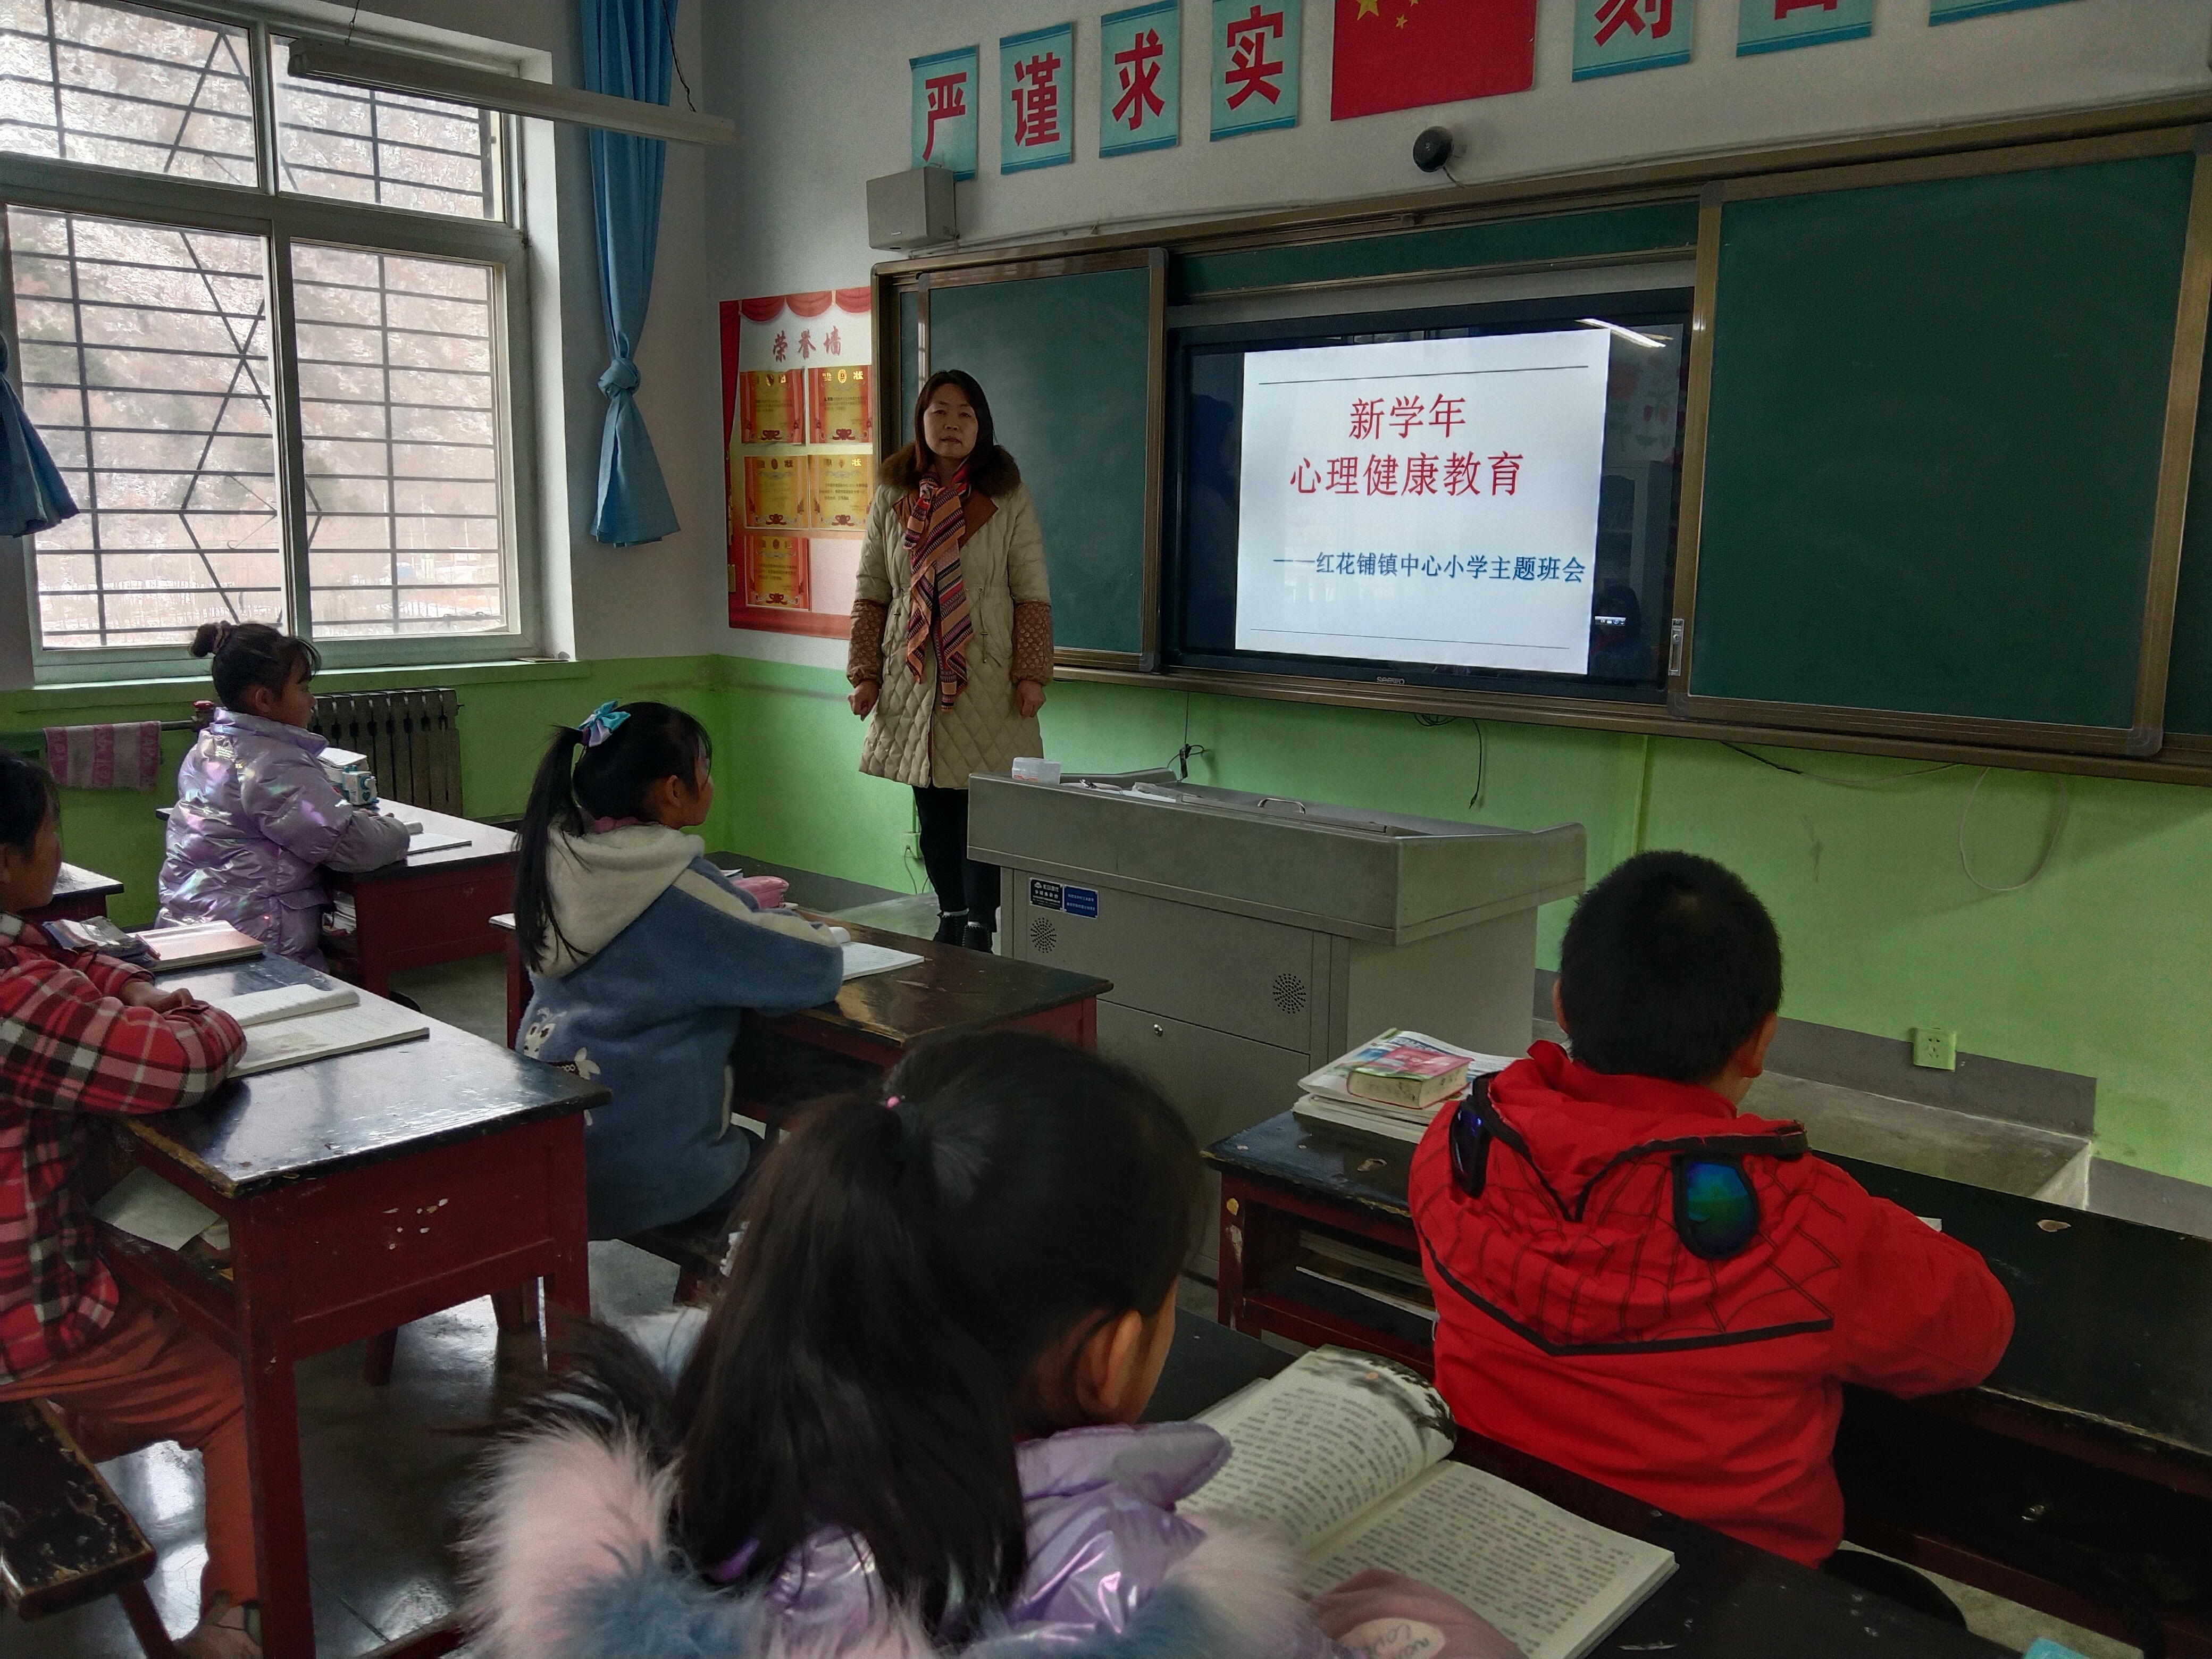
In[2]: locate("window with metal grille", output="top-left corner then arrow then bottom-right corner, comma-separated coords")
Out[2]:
0,0 -> 534,672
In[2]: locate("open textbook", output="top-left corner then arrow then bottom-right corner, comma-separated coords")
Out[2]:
1184,1348 -> 1675,1659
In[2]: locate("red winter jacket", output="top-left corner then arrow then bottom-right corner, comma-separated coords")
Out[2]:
1409,1041 -> 2014,1566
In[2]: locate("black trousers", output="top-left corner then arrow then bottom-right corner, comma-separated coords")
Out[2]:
912,786 -> 1002,933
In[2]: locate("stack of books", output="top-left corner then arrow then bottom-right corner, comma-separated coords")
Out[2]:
1291,1028 -> 1518,1146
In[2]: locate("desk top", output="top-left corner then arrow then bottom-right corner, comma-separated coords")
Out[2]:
1151,1317 -> 2003,1658
784,915 -> 1110,1050
1209,1109 -> 2212,1477
336,801 -> 514,878
52,861 -> 124,900
130,954 -> 606,1199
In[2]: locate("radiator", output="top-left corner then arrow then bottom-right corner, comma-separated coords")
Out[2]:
311,689 -> 463,815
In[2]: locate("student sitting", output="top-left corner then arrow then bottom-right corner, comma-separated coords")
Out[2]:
462,1033 -> 1515,1659
0,751 -> 256,1657
511,700 -> 844,1240
1410,851 -> 2014,1578
158,621 -> 409,965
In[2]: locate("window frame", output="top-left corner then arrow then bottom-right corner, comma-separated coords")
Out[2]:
0,4 -> 542,681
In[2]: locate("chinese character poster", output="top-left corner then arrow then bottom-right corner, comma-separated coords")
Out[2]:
1330,0 -> 1535,121
1101,1 -> 1180,157
1002,22 -> 1075,172
1929,0 -> 2075,21
1574,0 -> 1691,79
911,45 -> 979,179
1737,0 -> 1872,54
1212,0 -> 1300,140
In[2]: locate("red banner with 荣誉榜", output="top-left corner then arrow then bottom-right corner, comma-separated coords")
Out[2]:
1329,0 -> 1535,120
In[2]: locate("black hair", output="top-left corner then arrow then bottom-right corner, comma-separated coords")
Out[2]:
190,621 -> 320,713
512,701 -> 712,972
879,368 -> 1022,499
510,1034 -> 1204,1640
1557,849 -> 1784,1084
0,749 -> 57,854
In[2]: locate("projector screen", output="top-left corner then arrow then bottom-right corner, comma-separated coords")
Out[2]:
1233,329 -> 1612,675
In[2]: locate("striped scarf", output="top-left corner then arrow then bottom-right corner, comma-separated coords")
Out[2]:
902,464 -> 973,711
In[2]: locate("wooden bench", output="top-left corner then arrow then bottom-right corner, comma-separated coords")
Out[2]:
1,1398 -> 180,1658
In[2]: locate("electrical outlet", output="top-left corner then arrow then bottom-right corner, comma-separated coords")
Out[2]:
1911,1027 -> 1958,1071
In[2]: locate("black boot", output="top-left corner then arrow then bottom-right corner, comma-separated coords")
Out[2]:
933,908 -> 968,945
962,922 -> 994,953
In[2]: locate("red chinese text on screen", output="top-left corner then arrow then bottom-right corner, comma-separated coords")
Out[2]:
1594,0 -> 1673,44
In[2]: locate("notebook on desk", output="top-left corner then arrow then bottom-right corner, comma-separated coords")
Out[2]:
131,921 -> 265,969
208,982 -> 430,1077
1186,1347 -> 1675,1659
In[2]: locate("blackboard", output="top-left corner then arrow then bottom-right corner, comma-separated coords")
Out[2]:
1175,200 -> 1699,299
1687,154 -> 2199,731
927,264 -> 1154,657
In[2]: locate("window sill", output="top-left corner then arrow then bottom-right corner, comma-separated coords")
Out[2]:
12,657 -> 590,713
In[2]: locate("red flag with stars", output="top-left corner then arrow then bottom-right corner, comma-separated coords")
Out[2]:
1329,0 -> 1534,120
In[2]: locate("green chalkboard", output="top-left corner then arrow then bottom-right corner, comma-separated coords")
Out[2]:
1689,155 -> 2196,729
2166,348 -> 2212,736
928,265 -> 1153,656
1175,201 -> 1700,300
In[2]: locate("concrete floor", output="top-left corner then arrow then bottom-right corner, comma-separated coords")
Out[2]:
0,951 -> 2144,1659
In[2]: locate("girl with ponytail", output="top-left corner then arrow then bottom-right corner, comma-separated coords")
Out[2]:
158,621 -> 409,964
509,701 -> 842,1238
462,1032 -> 1518,1659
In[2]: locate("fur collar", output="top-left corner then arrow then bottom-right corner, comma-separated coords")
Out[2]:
459,1423 -> 1323,1659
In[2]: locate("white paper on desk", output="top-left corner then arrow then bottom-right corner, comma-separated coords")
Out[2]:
94,1167 -> 219,1251
405,831 -> 471,855
234,998 -> 431,1077
215,981 -> 358,1028
842,942 -> 924,982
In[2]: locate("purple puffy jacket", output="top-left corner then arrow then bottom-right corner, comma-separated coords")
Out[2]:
156,709 -> 409,965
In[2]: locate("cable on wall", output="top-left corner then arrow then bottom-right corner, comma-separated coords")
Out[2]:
1723,742 -> 1958,790
1956,768 -> 2069,895
1412,712 -> 1485,807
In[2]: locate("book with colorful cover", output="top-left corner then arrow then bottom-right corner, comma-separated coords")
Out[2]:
1300,1030 -> 1516,1116
1346,1037 -> 1473,1110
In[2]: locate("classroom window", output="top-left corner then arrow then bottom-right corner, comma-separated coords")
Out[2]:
0,0 -> 533,671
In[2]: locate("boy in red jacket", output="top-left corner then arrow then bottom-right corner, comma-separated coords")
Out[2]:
1410,850 -> 2013,1579
0,751 -> 254,1656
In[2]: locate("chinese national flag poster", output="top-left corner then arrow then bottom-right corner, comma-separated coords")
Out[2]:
1330,0 -> 1535,120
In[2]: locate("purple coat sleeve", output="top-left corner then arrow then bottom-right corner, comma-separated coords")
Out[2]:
238,749 -> 406,872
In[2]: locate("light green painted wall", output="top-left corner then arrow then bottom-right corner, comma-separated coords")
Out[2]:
712,655 -> 2212,1185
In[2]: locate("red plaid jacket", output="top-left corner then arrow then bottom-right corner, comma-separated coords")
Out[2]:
0,914 -> 245,1382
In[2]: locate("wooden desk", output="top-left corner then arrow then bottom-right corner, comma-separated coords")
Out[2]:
324,803 -> 515,997
102,953 -> 605,1659
1152,1317 -> 2006,1659
24,861 -> 125,925
1207,1110 -> 2212,1654
492,911 -> 1110,1072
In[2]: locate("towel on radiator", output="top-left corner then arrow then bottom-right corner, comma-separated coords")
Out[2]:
44,722 -> 163,790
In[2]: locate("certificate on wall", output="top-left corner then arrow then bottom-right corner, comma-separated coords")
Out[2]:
740,369 -> 805,445
741,533 -> 810,611
743,455 -> 807,528
809,365 -> 873,443
811,454 -> 875,530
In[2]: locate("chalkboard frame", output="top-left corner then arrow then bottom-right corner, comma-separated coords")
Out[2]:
1668,129 -> 2212,759
877,249 -> 1167,670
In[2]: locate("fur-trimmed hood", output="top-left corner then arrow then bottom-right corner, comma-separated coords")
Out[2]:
460,1417 -> 1343,1659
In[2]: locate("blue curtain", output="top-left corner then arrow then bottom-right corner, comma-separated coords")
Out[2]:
0,337 -> 75,539
581,0 -> 678,546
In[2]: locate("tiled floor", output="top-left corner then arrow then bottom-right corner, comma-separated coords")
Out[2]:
0,951 -> 2145,1659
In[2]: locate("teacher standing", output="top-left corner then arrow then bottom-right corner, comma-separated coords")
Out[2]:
848,370 -> 1052,952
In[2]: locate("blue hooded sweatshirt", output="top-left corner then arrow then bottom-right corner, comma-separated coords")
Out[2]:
516,824 -> 844,1238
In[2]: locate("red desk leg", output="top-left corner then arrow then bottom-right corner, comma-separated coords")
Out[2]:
231,1194 -> 313,1659
541,1116 -> 592,1336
